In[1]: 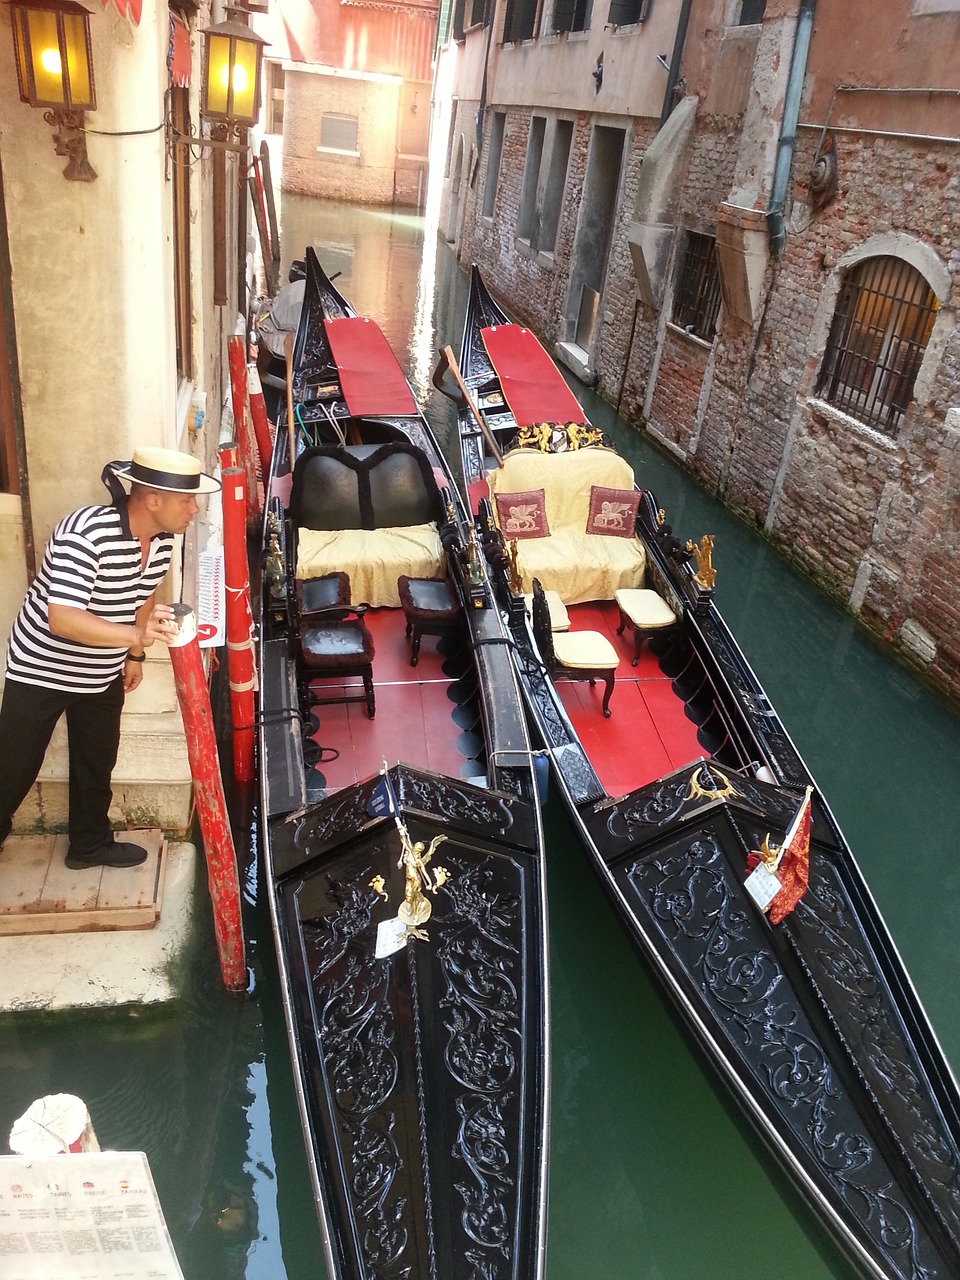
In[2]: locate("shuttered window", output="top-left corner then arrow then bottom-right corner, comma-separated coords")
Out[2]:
503,0 -> 540,41
816,256 -> 938,435
607,0 -> 650,25
554,0 -> 591,32
319,114 -> 359,153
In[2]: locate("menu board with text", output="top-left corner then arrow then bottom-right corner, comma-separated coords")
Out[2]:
0,1153 -> 183,1279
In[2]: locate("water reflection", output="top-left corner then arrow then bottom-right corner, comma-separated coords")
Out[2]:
1,200 -> 958,1280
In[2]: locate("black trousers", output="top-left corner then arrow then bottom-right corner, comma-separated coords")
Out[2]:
0,675 -> 124,856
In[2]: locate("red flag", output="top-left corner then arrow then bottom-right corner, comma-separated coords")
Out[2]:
768,786 -> 813,925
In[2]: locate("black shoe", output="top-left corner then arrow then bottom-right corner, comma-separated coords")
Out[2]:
65,840 -> 149,870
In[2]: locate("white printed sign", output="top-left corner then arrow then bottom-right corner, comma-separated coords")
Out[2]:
0,1152 -> 184,1278
744,862 -> 782,911
196,547 -> 225,648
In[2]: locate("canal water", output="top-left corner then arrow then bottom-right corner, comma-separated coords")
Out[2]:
2,199 -> 959,1279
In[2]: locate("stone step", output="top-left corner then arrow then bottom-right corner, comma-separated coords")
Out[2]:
4,655 -> 197,836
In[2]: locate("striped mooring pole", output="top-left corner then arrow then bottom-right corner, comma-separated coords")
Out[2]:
166,606 -> 246,992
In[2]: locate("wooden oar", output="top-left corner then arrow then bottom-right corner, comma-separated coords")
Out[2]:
436,345 -> 503,466
283,331 -> 296,471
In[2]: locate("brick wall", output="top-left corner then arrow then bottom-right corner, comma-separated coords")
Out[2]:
444,19 -> 960,704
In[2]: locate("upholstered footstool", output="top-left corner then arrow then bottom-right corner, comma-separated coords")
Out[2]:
615,587 -> 677,666
397,576 -> 460,667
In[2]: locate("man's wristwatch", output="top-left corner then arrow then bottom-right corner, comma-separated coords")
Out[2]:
127,652 -> 146,663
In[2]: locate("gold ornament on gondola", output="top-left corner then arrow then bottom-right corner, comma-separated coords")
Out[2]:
684,765 -> 741,803
686,534 -> 717,590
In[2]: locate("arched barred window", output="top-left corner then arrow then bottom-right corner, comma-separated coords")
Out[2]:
816,256 -> 939,435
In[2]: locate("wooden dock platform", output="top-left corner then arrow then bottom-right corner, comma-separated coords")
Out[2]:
0,831 -> 166,936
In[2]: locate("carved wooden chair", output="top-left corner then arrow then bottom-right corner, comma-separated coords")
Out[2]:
531,579 -> 619,717
295,572 -> 376,720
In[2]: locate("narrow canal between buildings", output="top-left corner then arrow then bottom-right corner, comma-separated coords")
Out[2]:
2,199 -> 959,1279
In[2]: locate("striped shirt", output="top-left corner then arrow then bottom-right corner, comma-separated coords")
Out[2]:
5,504 -> 174,693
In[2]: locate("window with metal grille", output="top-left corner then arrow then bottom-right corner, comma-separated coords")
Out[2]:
673,232 -> 722,342
816,256 -> 939,434
607,0 -> 650,25
319,113 -> 359,153
503,0 -> 541,41
554,0 -> 592,32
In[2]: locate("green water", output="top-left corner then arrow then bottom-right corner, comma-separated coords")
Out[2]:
2,201 -> 959,1279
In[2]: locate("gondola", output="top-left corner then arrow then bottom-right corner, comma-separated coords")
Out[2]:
434,264 -> 960,1280
257,249 -> 550,1280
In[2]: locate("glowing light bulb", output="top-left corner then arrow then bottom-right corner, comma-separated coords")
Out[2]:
40,47 -> 63,76
218,63 -> 248,95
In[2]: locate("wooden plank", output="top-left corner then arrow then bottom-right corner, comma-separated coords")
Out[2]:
0,835 -> 56,916
0,831 -> 166,937
37,836 -> 103,914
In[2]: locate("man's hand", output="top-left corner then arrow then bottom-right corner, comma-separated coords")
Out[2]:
142,604 -> 180,646
123,657 -> 146,694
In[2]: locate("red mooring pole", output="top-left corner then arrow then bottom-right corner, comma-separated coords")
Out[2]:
227,335 -> 260,523
166,608 -> 246,992
218,462 -> 257,785
247,362 -> 274,480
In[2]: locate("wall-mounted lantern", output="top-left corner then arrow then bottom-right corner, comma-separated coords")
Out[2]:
201,19 -> 267,133
8,0 -> 97,180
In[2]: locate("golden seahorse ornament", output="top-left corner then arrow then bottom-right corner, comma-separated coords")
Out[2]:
686,533 -> 717,590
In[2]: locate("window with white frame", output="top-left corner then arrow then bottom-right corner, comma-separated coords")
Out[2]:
319,113 -> 359,154
816,255 -> 939,434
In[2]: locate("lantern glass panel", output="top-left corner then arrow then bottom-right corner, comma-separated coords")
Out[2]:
231,38 -> 259,123
63,12 -> 93,108
204,32 -> 231,118
25,8 -> 66,106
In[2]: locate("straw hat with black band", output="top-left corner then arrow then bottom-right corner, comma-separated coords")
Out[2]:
101,447 -> 221,505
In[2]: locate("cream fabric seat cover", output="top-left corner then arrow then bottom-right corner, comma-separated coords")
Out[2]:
615,587 -> 676,629
553,630 -> 620,670
488,448 -> 646,604
297,524 -> 444,608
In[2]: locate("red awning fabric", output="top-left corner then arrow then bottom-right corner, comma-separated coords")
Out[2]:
324,316 -> 417,418
169,14 -> 191,88
100,0 -> 142,25
481,323 -> 588,428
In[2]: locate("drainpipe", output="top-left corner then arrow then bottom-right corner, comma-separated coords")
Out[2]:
659,0 -> 693,130
766,0 -> 817,259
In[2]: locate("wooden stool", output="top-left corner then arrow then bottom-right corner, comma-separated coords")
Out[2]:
615,587 -> 677,666
397,576 -> 460,667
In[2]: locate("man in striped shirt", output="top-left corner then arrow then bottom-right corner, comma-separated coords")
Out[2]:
0,447 -> 220,870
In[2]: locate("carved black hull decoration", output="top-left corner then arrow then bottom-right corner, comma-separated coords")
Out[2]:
452,267 -> 960,1280
258,254 -> 549,1279
269,768 -> 547,1280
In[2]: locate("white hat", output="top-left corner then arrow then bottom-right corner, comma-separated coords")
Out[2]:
108,447 -> 221,495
